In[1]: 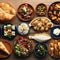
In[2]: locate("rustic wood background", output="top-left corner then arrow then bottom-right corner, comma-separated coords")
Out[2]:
0,0 -> 60,60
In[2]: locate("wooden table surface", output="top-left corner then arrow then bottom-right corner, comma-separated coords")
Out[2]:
0,0 -> 60,60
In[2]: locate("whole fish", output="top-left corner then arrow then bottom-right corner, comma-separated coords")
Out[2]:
29,33 -> 51,42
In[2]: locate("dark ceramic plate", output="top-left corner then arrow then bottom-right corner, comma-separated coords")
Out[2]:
34,43 -> 48,58
1,24 -> 17,40
50,26 -> 60,39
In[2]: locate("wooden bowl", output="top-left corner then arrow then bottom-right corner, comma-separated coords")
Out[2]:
0,39 -> 13,58
36,3 -> 47,16
17,3 -> 35,22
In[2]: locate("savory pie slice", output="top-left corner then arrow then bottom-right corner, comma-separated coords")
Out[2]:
0,8 -> 14,20
0,42 -> 10,55
0,2 -> 16,21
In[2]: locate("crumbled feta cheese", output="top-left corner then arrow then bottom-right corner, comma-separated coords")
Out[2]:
8,29 -> 11,32
4,25 -> 6,29
12,25 -> 15,30
12,31 -> 15,36
7,24 -> 11,27
4,32 -> 8,36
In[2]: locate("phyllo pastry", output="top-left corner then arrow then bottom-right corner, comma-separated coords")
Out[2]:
0,2 -> 16,22
0,41 -> 10,55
